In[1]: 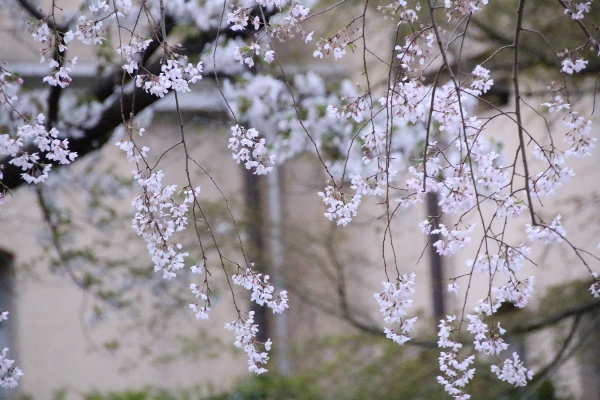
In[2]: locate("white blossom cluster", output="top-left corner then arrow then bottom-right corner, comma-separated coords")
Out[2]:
562,0 -> 592,19
395,34 -> 429,71
374,274 -> 418,346
224,72 -> 361,170
359,126 -> 388,166
227,0 -> 312,47
437,169 -> 477,215
136,59 -> 203,98
422,222 -> 475,257
232,266 -> 289,313
28,0 -> 134,88
0,348 -> 22,389
378,0 -> 420,22
563,111 -> 595,157
490,352 -> 534,387
327,94 -> 370,123
188,301 -> 210,320
42,57 -> 78,88
29,21 -> 68,63
466,314 -> 507,356
81,0 -> 133,39
0,69 -> 21,106
351,145 -> 396,200
115,138 -> 148,164
2,113 -> 78,184
74,17 -> 105,45
529,93 -> 595,197
438,313 -> 533,399
525,214 -> 566,244
318,183 -> 361,226
468,313 -> 534,385
590,273 -> 600,298
189,262 -> 210,320
494,193 -> 528,218
437,316 -> 475,400
468,65 -> 494,96
313,27 -> 354,60
0,312 -> 22,389
117,36 -> 153,74
493,277 -> 535,308
270,1 -> 314,42
381,79 -> 429,125
233,43 -> 276,68
474,151 -> 508,191
225,0 -> 313,58
350,172 -> 386,197
228,125 -> 275,175
1,72 -> 80,191
463,243 -> 535,316
444,0 -> 489,17
541,94 -> 597,158
560,57 -> 588,74
130,169 -> 199,280
227,7 -> 258,32
466,244 -> 530,276
225,311 -> 272,374
529,149 -> 574,197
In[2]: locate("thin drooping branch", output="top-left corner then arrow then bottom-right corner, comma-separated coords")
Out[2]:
512,0 -> 536,226
16,0 -> 70,32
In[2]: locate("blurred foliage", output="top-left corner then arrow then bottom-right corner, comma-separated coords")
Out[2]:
81,388 -> 202,400
206,375 -> 321,400
292,333 -> 573,400
538,279 -> 593,314
21,332 -> 573,400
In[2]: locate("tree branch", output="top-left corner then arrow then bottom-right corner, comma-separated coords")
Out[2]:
1,14 -> 268,192
509,298 -> 600,334
16,0 -> 70,32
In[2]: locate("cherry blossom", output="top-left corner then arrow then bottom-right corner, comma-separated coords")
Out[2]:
232,266 -> 289,313
228,125 -> 275,175
375,274 -> 418,345
0,313 -> 22,389
318,183 -> 361,226
561,57 -> 588,74
562,0 -> 592,19
491,353 -> 534,387
590,273 -> 600,298
136,59 -> 203,98
225,312 -> 271,374
525,215 -> 566,244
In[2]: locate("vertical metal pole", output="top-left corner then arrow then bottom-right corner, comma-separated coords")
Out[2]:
242,170 -> 270,343
426,192 -> 445,328
267,165 -> 292,376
